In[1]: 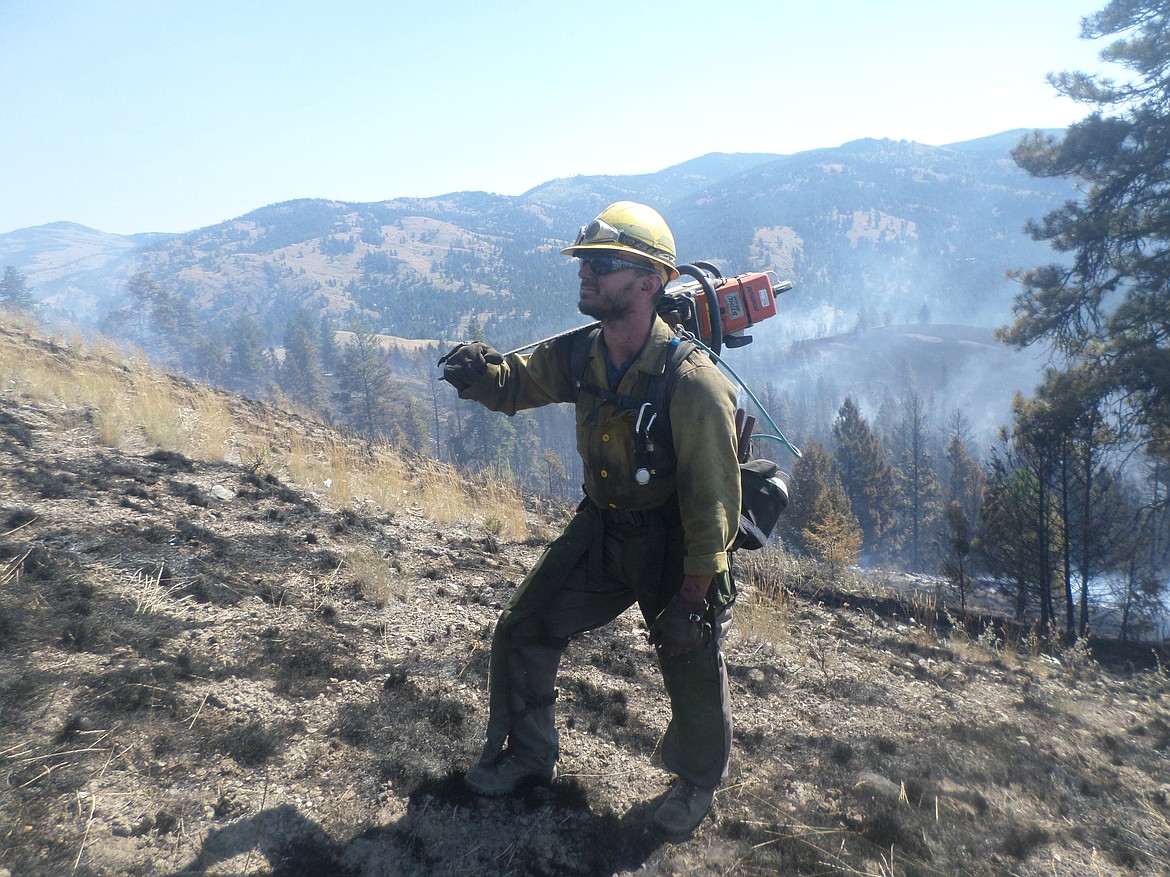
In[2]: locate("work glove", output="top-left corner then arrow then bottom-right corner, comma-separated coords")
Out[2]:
648,596 -> 712,657
440,341 -> 504,391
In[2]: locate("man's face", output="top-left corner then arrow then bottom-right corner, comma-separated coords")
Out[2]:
576,259 -> 650,322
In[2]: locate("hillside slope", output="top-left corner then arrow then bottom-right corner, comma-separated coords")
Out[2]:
0,223 -> 173,322
2,132 -> 1072,350
1,323 -> 1168,877
750,323 -> 1050,441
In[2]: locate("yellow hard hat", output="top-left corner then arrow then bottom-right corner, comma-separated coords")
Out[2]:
560,201 -> 680,281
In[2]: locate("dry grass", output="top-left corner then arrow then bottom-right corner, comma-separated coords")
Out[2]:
734,559 -> 794,650
0,327 -> 232,460
112,565 -> 190,616
1,549 -> 29,587
277,432 -> 528,539
344,547 -> 401,607
0,320 -> 527,539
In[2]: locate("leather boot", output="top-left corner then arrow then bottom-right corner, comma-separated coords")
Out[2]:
465,751 -> 557,796
652,779 -> 716,838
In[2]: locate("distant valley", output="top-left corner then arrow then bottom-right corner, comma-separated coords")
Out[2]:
1,129 -> 1072,449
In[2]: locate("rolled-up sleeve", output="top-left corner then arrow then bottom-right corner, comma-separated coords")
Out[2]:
671,364 -> 741,576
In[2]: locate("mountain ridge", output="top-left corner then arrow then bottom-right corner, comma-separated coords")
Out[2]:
2,130 -> 1073,442
4,129 -> 1070,344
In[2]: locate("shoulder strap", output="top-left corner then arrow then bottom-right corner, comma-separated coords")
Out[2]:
570,328 -> 700,451
650,337 -> 700,439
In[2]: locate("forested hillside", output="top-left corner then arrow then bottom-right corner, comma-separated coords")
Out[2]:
123,132 -> 1068,350
2,129 -> 1072,482
3,125 -> 1166,640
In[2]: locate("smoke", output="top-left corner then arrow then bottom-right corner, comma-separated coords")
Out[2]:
732,319 -> 1049,456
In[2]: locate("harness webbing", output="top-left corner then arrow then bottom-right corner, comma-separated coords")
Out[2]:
567,326 -> 699,458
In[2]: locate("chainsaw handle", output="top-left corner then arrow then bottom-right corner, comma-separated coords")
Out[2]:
676,263 -> 722,356
735,410 -> 756,463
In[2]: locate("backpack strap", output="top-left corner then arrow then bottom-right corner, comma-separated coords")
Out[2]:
568,327 -> 699,463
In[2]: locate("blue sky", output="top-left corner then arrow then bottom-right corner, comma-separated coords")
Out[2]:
1,0 -> 1113,235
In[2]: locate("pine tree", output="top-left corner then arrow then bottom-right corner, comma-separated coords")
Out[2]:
803,502 -> 863,576
279,311 -> 326,411
0,266 -> 34,311
452,406 -> 517,479
125,272 -> 163,343
511,411 -> 544,492
1013,366 -> 1127,639
938,501 -> 974,613
891,393 -> 943,571
943,413 -> 983,522
779,440 -> 861,567
226,315 -> 272,397
832,396 -> 895,554
392,398 -> 430,455
980,451 -> 1029,621
122,271 -> 197,365
981,415 -> 1066,630
334,321 -> 395,438
777,441 -> 832,552
318,314 -> 342,375
1005,0 -> 1170,442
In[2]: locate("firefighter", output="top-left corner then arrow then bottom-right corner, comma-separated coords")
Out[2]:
440,201 -> 741,839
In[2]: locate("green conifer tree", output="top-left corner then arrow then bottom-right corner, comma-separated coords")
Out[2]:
1006,0 -> 1170,442
0,266 -> 34,312
832,396 -> 895,554
279,311 -> 326,412
334,321 -> 395,438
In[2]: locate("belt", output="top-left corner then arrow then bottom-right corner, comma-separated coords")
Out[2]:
599,505 -> 656,528
592,499 -> 676,595
585,494 -> 683,530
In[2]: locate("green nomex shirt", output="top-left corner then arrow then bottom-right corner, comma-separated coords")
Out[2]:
458,317 -> 741,578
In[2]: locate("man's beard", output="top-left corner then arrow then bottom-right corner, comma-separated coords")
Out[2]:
578,276 -> 639,321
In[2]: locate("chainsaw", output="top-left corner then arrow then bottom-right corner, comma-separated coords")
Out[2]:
658,261 -> 793,356
505,262 -> 793,357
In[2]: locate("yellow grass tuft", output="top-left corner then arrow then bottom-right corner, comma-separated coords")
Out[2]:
0,321 -> 527,539
734,565 -> 793,649
344,547 -> 401,607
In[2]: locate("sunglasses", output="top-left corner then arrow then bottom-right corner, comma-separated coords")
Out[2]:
577,254 -> 657,276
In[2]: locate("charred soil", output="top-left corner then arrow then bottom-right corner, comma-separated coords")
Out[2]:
1,327 -> 1168,876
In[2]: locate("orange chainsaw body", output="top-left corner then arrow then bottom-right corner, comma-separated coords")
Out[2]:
694,272 -> 778,341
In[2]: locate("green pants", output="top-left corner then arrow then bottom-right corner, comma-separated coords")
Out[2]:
478,502 -> 735,790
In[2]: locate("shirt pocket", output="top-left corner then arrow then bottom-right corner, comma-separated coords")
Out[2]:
578,404 -> 638,490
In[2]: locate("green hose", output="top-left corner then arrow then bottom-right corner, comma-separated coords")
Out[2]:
681,330 -> 802,460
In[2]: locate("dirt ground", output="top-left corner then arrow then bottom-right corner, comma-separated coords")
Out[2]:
2,338 -> 1169,876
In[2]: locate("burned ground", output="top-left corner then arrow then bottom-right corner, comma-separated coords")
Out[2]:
1,329 -> 1168,876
